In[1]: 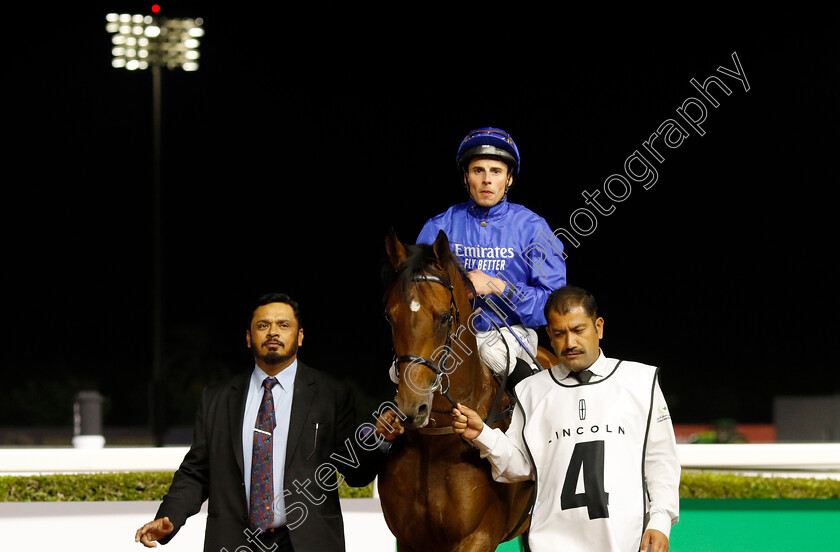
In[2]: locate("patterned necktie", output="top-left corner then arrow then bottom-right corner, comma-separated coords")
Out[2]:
572,369 -> 593,384
250,377 -> 278,531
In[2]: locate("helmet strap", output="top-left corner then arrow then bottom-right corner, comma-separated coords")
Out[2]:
504,173 -> 514,197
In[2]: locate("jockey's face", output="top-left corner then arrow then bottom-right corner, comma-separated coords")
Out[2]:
465,157 -> 512,208
545,306 -> 604,373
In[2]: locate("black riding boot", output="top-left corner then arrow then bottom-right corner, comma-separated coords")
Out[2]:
506,358 -> 535,392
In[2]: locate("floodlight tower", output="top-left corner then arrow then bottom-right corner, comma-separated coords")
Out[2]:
106,7 -> 204,446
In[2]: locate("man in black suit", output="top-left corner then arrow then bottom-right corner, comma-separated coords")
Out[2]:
135,293 -> 383,551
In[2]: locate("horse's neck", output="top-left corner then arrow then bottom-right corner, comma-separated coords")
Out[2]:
450,284 -> 499,413
461,350 -> 499,415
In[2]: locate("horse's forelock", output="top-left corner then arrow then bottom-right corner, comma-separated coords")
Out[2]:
382,242 -> 474,304
384,243 -> 437,301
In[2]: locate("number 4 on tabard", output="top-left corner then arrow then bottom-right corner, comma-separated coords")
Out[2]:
560,440 -> 610,519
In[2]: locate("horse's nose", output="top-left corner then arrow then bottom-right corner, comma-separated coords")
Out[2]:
406,403 -> 429,427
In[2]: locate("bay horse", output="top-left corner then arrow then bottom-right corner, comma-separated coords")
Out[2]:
377,228 -> 558,552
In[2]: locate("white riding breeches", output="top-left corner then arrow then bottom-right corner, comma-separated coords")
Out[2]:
476,324 -> 538,376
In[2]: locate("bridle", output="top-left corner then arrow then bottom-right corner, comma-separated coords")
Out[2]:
388,268 -> 517,436
391,273 -> 461,411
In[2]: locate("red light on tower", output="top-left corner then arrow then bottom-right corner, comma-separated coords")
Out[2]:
151,4 -> 161,13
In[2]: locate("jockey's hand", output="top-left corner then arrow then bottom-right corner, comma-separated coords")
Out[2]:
452,403 -> 484,441
467,270 -> 506,297
375,409 -> 405,441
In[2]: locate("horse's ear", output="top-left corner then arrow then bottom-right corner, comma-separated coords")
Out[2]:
432,230 -> 451,263
385,227 -> 408,268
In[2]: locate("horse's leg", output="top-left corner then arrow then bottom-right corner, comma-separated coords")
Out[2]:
395,541 -> 420,552
451,531 -> 495,552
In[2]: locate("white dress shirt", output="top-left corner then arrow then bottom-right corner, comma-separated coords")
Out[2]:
242,360 -> 297,528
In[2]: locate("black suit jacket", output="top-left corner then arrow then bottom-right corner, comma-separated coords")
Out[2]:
156,361 -> 382,551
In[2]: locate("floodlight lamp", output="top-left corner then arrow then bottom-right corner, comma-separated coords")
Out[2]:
106,12 -> 204,71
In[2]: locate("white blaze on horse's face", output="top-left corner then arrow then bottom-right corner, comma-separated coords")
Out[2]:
410,300 -> 421,312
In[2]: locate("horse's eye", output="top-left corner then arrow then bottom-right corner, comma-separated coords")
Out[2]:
440,314 -> 452,326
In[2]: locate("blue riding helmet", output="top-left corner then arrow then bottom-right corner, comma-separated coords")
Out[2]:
455,127 -> 521,176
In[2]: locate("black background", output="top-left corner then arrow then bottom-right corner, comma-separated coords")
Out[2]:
4,6 -> 838,433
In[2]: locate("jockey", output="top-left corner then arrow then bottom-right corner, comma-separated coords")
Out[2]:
393,127 -> 567,388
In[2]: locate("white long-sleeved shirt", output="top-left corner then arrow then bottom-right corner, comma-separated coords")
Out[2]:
473,350 -> 680,551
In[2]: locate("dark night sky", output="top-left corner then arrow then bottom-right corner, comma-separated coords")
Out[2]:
4,6 -> 838,431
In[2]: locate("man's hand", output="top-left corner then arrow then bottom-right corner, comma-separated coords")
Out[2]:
375,409 -> 405,441
641,529 -> 669,552
452,403 -> 484,440
135,516 -> 174,548
468,270 -> 506,297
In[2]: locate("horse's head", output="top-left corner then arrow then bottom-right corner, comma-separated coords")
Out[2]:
383,228 -> 478,429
